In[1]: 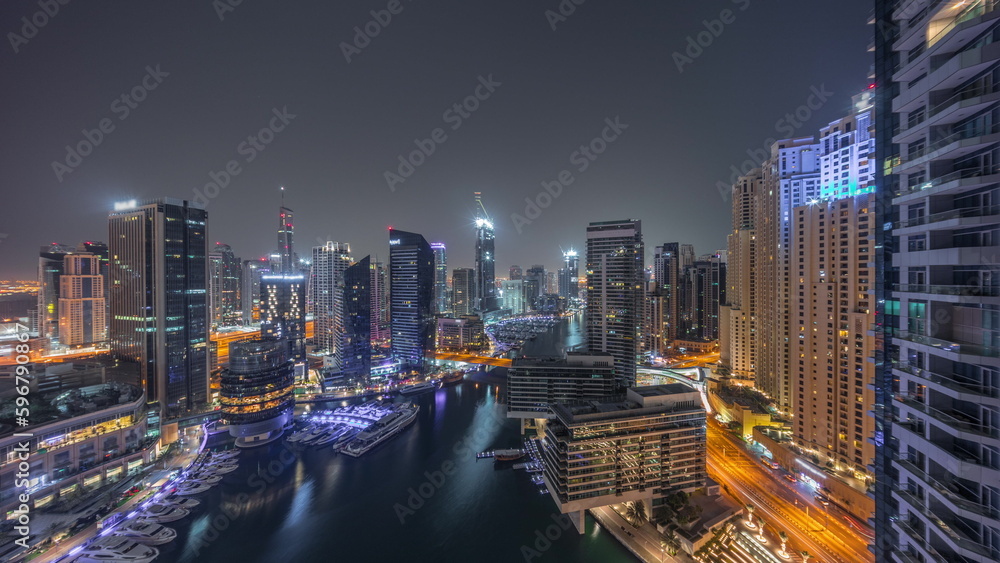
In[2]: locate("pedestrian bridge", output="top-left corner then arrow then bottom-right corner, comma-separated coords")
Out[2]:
428,352 -> 512,367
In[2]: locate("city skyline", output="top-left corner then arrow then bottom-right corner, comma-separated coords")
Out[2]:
0,1 -> 872,280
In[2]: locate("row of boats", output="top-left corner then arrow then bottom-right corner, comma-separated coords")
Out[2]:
62,450 -> 240,563
487,315 -> 559,352
287,401 -> 420,457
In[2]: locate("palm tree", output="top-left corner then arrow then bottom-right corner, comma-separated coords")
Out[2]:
756,520 -> 766,541
623,500 -> 647,528
800,551 -> 811,563
661,530 -> 680,557
745,503 -> 755,526
778,531 -> 789,555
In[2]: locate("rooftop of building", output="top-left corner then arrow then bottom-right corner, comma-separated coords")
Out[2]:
552,384 -> 703,424
0,382 -> 144,438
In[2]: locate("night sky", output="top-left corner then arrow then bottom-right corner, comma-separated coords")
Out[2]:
2,0 -> 872,279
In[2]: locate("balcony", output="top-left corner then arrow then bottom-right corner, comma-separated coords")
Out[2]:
893,283 -> 1000,298
894,330 -> 1000,358
893,362 -> 1000,402
892,516 -> 947,563
894,487 -> 994,559
897,457 -> 999,519
896,166 -> 1000,201
893,123 -> 1000,172
894,203 -> 1000,229
896,394 -> 998,439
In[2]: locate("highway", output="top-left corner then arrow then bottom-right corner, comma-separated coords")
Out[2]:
706,419 -> 873,563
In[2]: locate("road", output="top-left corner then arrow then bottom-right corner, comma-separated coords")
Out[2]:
706,419 -> 873,563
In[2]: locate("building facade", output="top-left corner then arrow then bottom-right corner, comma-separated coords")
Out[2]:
220,338 -> 295,447
311,241 -> 352,356
260,274 -> 307,362
558,250 -> 580,299
451,267 -> 475,317
432,242 -> 450,315
540,384 -> 707,533
875,2 -> 1000,560
389,229 -> 434,371
208,243 -> 242,328
506,353 -> 616,420
58,253 -> 106,347
340,256 -> 372,382
586,220 -> 644,388
108,198 -> 209,418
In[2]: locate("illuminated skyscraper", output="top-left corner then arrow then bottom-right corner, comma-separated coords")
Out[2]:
340,256 -> 372,383
311,241 -> 352,355
558,250 -> 579,299
108,198 -> 209,417
432,242 -> 450,315
586,220 -> 644,388
260,273 -> 306,362
58,253 -> 106,347
474,193 -> 498,312
370,260 -> 389,346
277,200 -> 295,273
37,243 -> 73,341
452,268 -> 475,316
221,338 -> 295,447
208,243 -> 242,328
389,229 -> 434,371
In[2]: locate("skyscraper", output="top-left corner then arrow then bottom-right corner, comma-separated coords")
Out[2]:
208,242 -> 242,328
389,228 -> 434,371
311,241 -> 352,356
874,3 -> 1000,560
451,267 -> 475,317
501,279 -> 525,315
108,198 -> 209,417
38,243 -> 73,341
277,203 -> 295,274
260,273 -> 306,362
653,243 -> 682,344
431,242 -> 450,315
340,256 -> 372,383
241,258 -> 268,324
220,338 -> 295,447
509,265 -> 522,280
58,253 -> 106,347
721,169 -> 761,380
525,265 -> 545,310
370,260 -> 389,347
757,137 -> 821,413
474,193 -> 498,312
558,250 -> 579,299
586,220 -> 644,388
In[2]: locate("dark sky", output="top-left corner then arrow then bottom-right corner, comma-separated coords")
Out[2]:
1,0 -> 873,279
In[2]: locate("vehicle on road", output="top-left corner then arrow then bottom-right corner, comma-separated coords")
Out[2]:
783,474 -> 798,483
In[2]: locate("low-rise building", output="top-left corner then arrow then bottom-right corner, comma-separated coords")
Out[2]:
540,384 -> 707,532
0,383 -> 154,515
435,315 -> 486,352
506,353 -> 616,421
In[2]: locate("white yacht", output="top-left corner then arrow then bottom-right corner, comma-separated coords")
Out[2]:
398,381 -> 439,396
210,450 -> 239,460
67,537 -> 159,563
172,481 -> 213,496
185,472 -> 222,485
158,495 -> 200,509
113,520 -> 177,545
138,503 -> 190,522
342,404 -> 419,457
287,425 -> 323,444
201,461 -> 237,474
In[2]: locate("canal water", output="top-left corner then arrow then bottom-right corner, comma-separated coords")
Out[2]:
160,312 -> 633,562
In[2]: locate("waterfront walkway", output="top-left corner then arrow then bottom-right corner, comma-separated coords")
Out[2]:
590,506 -> 692,563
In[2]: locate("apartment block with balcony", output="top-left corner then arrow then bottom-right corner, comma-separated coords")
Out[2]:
876,1 -> 1000,561
539,384 -> 706,533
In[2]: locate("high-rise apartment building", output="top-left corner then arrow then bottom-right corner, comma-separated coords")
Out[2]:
721,170 -> 761,379
389,228 -> 434,371
525,265 -> 546,310
819,90 -> 876,200
432,243 -> 450,315
108,198 -> 209,417
586,220 -> 644,388
370,260 -> 389,347
792,194 -> 875,481
509,265 -> 523,280
57,253 -> 106,347
208,243 -> 242,328
451,267 -> 475,316
38,243 -> 73,341
558,250 -> 580,299
241,258 -> 268,324
501,279 -> 525,315
757,138 -> 821,412
311,241 -> 352,356
653,243 -> 682,345
875,2 -> 1000,560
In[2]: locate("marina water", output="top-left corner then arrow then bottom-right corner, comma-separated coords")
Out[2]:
162,313 -> 633,562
